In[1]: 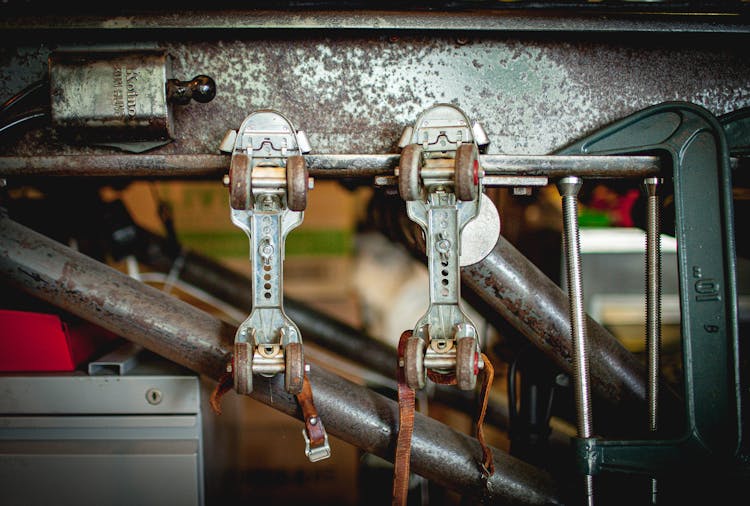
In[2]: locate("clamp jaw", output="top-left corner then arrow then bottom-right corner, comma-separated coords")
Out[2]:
397,104 -> 489,391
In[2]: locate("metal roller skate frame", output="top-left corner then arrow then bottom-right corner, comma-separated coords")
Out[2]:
226,109 -> 330,462
397,103 -> 496,392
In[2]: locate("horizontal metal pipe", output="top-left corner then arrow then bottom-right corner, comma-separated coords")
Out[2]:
0,153 -> 668,179
0,154 -> 228,178
3,153 -> 746,180
0,214 -> 563,505
480,154 -> 661,178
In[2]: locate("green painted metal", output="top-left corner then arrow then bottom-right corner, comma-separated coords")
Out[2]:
557,102 -> 742,478
721,107 -> 750,155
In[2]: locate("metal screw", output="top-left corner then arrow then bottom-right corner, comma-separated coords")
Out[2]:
305,363 -> 311,373
557,176 -> 594,505
308,177 -> 315,190
643,177 -> 662,433
146,388 -> 163,405
0,178 -> 7,188
643,177 -> 663,506
222,173 -> 231,187
309,416 -> 318,425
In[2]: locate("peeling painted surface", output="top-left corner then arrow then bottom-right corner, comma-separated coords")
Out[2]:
1,34 -> 749,159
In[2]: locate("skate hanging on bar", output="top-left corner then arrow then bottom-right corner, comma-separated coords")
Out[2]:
397,103 -> 496,391
223,109 -> 330,462
392,104 -> 498,506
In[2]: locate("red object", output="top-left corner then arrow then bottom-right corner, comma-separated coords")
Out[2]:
0,309 -> 117,372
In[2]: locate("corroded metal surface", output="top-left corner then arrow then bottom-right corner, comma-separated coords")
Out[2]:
0,154 -> 227,177
1,9 -> 749,32
0,213 -> 563,505
1,34 -> 749,159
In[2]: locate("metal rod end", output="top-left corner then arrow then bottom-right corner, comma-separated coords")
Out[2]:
557,175 -> 583,196
642,177 -> 663,196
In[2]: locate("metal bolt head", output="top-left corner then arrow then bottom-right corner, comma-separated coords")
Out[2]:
222,173 -> 231,187
309,416 -> 318,425
556,176 -> 583,197
642,177 -> 663,197
146,388 -> 163,405
308,177 -> 315,190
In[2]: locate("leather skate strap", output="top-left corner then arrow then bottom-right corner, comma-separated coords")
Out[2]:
210,358 -> 328,459
392,334 -> 495,506
393,330 -> 415,506
297,370 -> 328,451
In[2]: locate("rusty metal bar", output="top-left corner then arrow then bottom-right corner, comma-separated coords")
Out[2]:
0,153 -> 662,179
0,155 -> 228,178
0,213 -> 564,505
0,153 -> 745,179
1,9 -> 748,34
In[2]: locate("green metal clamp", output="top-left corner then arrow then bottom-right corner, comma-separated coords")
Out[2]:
557,102 -> 741,478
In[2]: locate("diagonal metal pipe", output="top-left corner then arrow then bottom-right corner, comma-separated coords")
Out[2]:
0,213 -> 564,505
132,225 -> 516,433
366,193 -> 682,435
460,233 -> 684,435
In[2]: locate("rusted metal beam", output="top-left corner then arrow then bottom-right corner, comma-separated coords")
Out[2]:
0,213 -> 564,505
1,9 -> 748,34
0,155 -> 227,178
0,153 -> 661,179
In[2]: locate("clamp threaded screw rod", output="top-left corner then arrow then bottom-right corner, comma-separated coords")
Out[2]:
557,176 -> 594,506
643,176 -> 663,504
